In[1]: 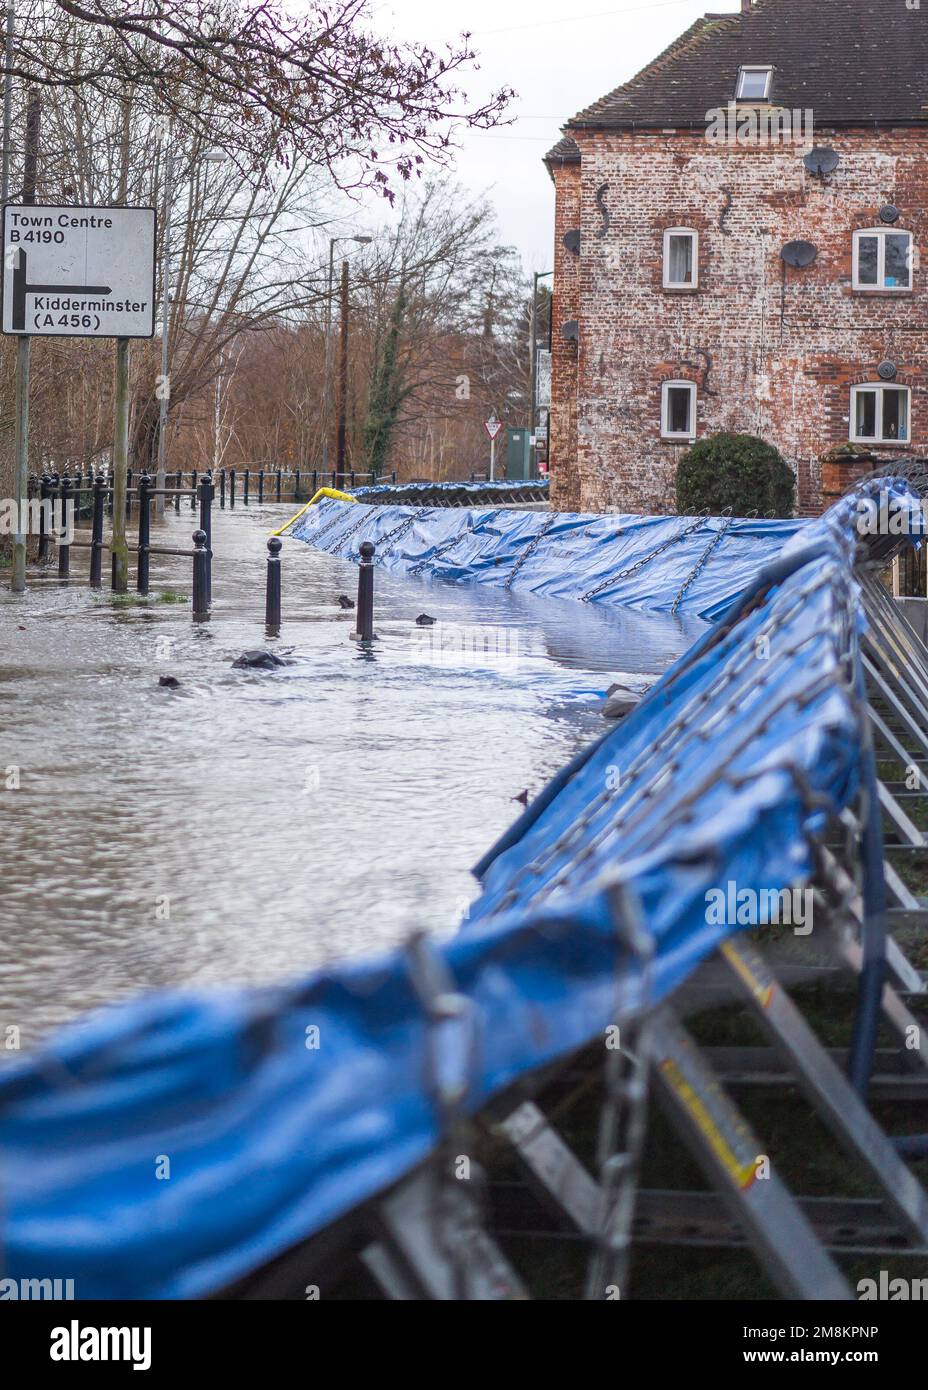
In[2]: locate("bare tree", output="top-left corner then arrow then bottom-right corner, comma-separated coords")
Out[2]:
9,0 -> 513,193
354,182 -> 530,474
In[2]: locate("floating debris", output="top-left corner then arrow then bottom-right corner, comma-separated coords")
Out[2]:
337,595 -> 355,609
601,675 -> 655,720
415,613 -> 436,626
231,650 -> 289,670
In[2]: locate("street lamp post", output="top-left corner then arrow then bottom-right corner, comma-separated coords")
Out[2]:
154,145 -> 175,517
529,270 -> 553,480
335,259 -> 349,490
322,234 -> 370,476
155,140 -> 226,515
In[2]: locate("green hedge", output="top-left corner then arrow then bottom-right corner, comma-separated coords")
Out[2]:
675,432 -> 795,518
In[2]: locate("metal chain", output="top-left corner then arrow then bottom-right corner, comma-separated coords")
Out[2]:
333,509 -> 372,556
504,512 -> 559,591
305,502 -> 359,547
407,511 -> 501,577
374,508 -> 431,560
584,885 -> 655,1301
581,514 -> 710,603
404,931 -> 487,1300
670,513 -> 735,614
489,562 -> 857,915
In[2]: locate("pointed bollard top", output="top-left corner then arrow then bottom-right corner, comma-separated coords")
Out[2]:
360,540 -> 375,562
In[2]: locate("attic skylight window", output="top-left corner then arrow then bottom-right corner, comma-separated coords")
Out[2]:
736,66 -> 773,101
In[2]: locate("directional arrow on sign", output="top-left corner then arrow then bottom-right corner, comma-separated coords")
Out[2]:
10,249 -> 111,331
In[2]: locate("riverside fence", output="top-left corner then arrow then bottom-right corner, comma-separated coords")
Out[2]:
17,465 -> 398,608
27,465 -> 397,519
17,467 -> 388,636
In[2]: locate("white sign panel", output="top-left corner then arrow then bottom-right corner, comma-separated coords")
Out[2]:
2,204 -> 156,338
536,349 -> 551,409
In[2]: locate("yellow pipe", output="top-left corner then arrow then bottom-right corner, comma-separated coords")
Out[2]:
270,487 -> 357,537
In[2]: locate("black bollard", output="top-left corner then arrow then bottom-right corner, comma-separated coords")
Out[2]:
37,474 -> 49,563
107,468 -> 114,517
229,468 -> 236,509
312,469 -> 317,496
244,468 -> 250,505
275,468 -> 282,502
258,468 -> 265,504
190,469 -> 198,509
51,474 -> 62,561
220,468 -> 226,508
89,476 -> 105,588
192,530 -> 209,615
198,475 -> 213,604
137,473 -> 151,594
126,467 -> 133,520
294,468 -> 301,499
356,540 -> 375,641
265,536 -> 282,631
58,475 -> 71,578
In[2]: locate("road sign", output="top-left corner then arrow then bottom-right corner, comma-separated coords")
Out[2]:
2,204 -> 156,338
484,415 -> 503,441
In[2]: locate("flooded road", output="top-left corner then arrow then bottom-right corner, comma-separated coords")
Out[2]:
0,501 -> 705,1049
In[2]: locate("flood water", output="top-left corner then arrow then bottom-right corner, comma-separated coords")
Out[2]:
0,500 -> 705,1051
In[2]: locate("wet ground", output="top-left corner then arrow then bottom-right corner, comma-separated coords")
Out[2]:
0,500 -> 705,1050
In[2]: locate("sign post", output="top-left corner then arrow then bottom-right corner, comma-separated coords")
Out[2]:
111,338 -> 130,590
2,201 -> 156,591
484,413 -> 503,481
10,90 -> 39,594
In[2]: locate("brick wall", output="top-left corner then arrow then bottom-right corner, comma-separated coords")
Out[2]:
549,158 -> 581,512
548,127 -> 928,516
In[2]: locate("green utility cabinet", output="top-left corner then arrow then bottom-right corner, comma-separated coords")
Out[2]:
506,426 -> 533,480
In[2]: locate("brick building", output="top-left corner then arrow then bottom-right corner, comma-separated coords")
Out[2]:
545,0 -> 928,516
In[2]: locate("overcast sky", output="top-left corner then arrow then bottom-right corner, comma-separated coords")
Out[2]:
361,0 -> 741,270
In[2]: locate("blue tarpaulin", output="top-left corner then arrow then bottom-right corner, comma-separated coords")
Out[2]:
0,479 -> 919,1298
290,501 -> 802,619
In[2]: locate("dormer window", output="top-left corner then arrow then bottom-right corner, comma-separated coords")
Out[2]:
736,65 -> 773,100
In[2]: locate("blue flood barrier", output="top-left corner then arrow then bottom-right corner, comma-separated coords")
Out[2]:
0,477 -> 921,1298
351,479 -> 549,500
290,501 -> 802,619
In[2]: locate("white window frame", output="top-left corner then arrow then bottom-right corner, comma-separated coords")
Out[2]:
852,228 -> 914,291
661,380 -> 697,441
662,228 -> 699,289
850,383 -> 911,445
736,65 -> 773,101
